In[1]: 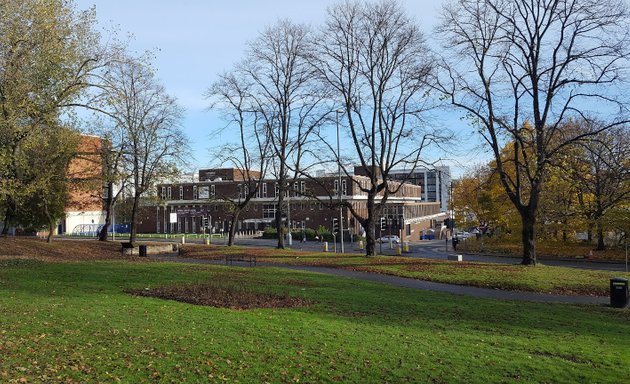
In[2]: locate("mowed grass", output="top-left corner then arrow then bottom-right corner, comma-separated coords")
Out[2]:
1,258 -> 629,383
457,237 -> 627,261
182,245 -> 630,296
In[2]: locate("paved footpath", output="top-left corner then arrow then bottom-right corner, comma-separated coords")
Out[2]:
154,256 -> 609,306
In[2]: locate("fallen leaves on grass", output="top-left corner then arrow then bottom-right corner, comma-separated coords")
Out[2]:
0,238 -> 154,263
127,283 -> 316,310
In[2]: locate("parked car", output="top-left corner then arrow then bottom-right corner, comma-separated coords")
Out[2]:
378,235 -> 400,244
455,231 -> 472,239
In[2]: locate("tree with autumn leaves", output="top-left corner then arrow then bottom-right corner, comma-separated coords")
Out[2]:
438,0 -> 630,264
454,122 -> 630,250
0,0 -> 103,236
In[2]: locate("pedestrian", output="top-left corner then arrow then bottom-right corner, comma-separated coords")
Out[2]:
453,236 -> 459,251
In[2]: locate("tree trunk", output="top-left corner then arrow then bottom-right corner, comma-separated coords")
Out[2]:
596,222 -> 605,251
47,219 -> 55,243
1,200 -> 16,235
520,210 -> 537,265
129,193 -> 140,243
228,211 -> 240,246
275,187 -> 285,249
364,192 -> 377,257
43,200 -> 54,244
98,181 -> 114,241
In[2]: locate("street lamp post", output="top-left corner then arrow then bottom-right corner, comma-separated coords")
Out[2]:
336,110 -> 344,254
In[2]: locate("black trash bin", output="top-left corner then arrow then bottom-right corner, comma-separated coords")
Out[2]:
610,278 -> 628,308
139,245 -> 147,257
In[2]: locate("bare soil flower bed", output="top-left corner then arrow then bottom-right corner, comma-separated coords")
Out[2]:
127,283 -> 316,310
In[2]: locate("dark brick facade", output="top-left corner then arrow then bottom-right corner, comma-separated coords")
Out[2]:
137,169 -> 446,241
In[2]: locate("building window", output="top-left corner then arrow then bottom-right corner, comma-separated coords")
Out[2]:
334,179 -> 339,194
300,181 -> 306,194
161,186 -> 166,199
262,183 -> 267,198
179,186 -> 184,199
341,180 -> 347,196
193,186 -> 198,199
167,187 -> 172,199
210,185 -> 216,197
263,204 -> 276,219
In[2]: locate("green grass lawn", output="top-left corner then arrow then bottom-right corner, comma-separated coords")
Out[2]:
456,236 -> 627,261
1,258 -> 629,383
182,245 -> 630,296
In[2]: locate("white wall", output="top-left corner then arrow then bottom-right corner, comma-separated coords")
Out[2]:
64,211 -> 106,235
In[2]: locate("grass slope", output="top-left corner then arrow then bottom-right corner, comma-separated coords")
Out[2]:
1,259 -> 629,383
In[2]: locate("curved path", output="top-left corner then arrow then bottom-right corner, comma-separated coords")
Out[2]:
154,256 -> 609,306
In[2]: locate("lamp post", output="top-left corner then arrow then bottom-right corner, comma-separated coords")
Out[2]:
336,110 -> 344,254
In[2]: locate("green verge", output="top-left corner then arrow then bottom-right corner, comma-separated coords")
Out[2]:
259,256 -> 630,296
0,260 -> 629,383
182,244 -> 630,296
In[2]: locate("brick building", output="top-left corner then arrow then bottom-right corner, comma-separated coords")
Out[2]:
59,135 -> 106,235
137,168 -> 446,241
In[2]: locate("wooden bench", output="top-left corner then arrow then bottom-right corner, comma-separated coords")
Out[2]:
224,254 -> 257,267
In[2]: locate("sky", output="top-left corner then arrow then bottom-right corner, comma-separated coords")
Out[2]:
74,0 -> 489,178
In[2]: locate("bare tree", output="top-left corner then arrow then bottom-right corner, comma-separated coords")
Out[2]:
239,20 -> 327,249
206,72 -> 272,246
88,52 -> 188,243
312,0 -> 438,256
95,130 -> 130,241
436,0 -> 630,264
570,124 -> 630,249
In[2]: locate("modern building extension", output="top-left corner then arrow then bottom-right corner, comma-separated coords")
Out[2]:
390,166 -> 451,212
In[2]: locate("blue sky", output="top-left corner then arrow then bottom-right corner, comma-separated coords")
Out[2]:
74,0 -> 487,177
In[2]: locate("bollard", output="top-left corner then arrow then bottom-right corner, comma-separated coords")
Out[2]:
324,242 -> 328,252
403,242 -> 409,252
359,240 -> 364,250
397,245 -> 402,255
181,235 -> 186,244
204,237 -> 210,246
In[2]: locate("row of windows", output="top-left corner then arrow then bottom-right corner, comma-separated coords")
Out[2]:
161,180 -> 348,200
